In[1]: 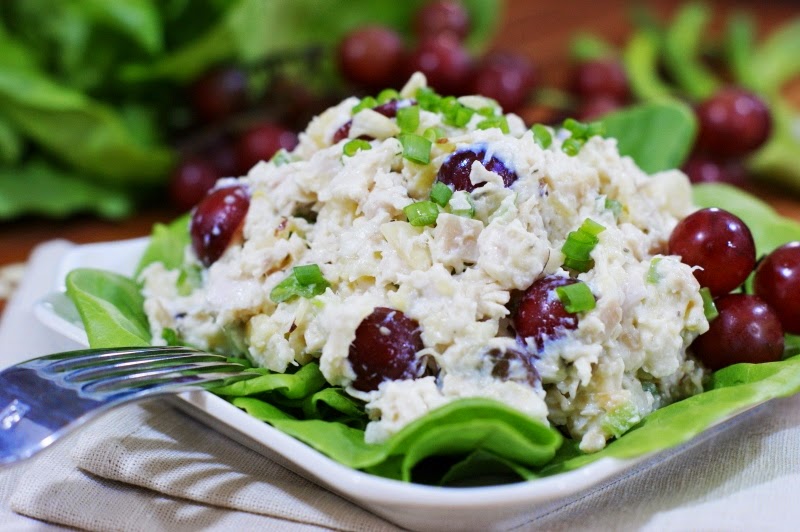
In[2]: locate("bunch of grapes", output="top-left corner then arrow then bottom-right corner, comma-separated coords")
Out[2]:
167,64 -> 302,211
337,0 -> 538,112
565,10 -> 774,189
668,208 -> 799,370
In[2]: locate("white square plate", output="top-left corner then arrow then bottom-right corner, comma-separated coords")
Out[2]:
32,238 -> 758,531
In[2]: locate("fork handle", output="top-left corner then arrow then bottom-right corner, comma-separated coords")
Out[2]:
0,367 -> 107,463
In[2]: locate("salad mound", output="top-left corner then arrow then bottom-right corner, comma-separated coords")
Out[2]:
139,73 -> 711,453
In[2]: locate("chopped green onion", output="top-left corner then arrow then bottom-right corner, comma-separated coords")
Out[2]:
270,265 -> 331,303
601,402 -> 640,439
404,200 -> 440,226
579,218 -> 606,237
562,218 -> 605,272
556,281 -> 597,313
416,87 -> 441,111
377,88 -> 400,104
343,139 -> 371,156
399,133 -> 432,164
439,95 -> 459,114
430,182 -> 454,207
647,257 -> 662,284
352,96 -> 377,114
440,96 -> 475,127
447,105 -> 475,127
700,287 -> 718,321
423,126 -> 445,142
586,121 -> 606,137
477,105 -> 497,117
397,105 -> 420,133
561,137 -> 583,156
563,117 -> 590,138
531,124 -> 553,148
604,198 -> 623,217
476,115 -> 510,134
293,264 -> 326,286
270,149 -> 294,166
176,264 -> 202,296
448,190 -> 475,218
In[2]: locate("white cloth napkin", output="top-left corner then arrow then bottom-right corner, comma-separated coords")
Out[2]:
3,240 -> 800,531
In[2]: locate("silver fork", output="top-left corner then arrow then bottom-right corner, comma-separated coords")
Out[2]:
0,345 -> 258,465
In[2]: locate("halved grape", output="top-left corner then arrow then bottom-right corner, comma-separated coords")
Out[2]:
668,208 -> 756,296
754,242 -> 800,334
348,307 -> 426,392
691,294 -> 784,370
512,275 -> 579,351
436,147 -> 518,192
190,185 -> 250,266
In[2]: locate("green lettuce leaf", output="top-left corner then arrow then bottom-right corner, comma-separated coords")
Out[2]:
135,214 -> 191,276
601,100 -> 697,173
65,268 -> 151,348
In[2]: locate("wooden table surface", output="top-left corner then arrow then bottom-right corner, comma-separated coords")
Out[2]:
1,0 -> 799,266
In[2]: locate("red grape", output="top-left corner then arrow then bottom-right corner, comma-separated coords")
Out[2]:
437,147 -> 518,192
236,123 -> 298,174
681,155 -> 747,186
338,26 -> 404,89
695,87 -> 772,157
668,208 -> 756,296
470,51 -> 537,112
571,59 -> 629,101
168,157 -> 219,212
189,66 -> 248,122
691,294 -> 784,371
190,185 -> 250,266
208,140 -> 240,177
405,34 -> 472,95
413,0 -> 470,41
348,307 -> 426,391
512,275 -> 579,351
754,242 -> 800,334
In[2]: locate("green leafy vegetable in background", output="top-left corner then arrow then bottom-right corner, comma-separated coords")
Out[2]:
0,0 -> 500,220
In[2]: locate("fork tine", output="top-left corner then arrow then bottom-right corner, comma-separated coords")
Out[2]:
132,370 -> 259,393
63,353 -> 231,383
82,362 -> 254,394
39,346 -> 202,373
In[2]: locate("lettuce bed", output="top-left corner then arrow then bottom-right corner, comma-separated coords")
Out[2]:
65,183 -> 800,486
